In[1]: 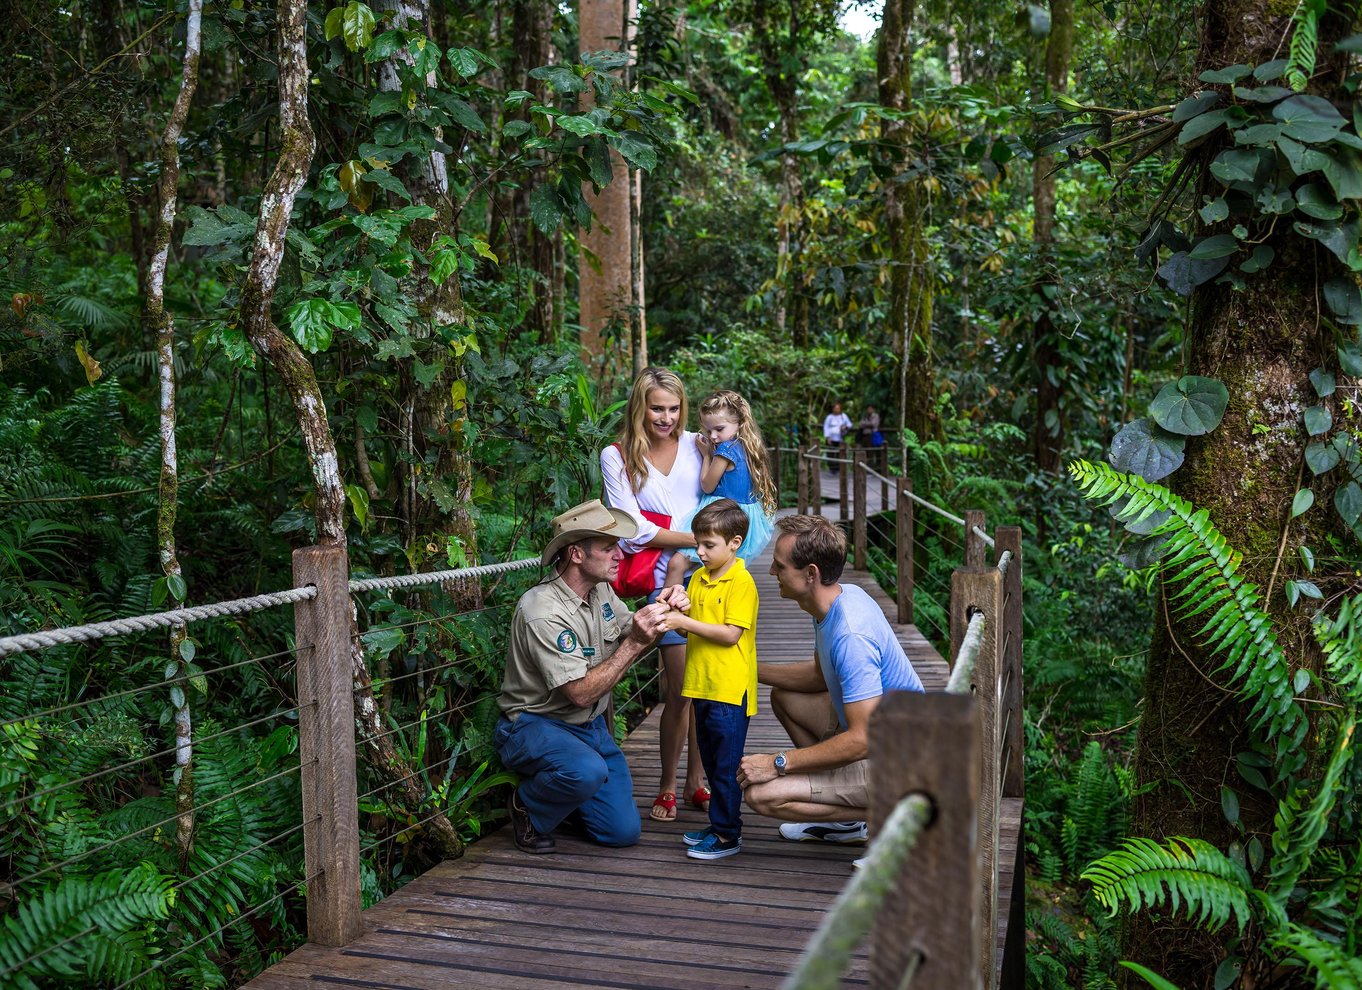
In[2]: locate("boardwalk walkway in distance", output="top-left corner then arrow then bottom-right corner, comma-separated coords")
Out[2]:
243,505 -> 951,990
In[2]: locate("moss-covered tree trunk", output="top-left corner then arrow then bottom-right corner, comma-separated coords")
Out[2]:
1125,2 -> 1353,981
877,0 -> 938,446
146,0 -> 202,865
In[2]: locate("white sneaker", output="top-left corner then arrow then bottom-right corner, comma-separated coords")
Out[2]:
777,821 -> 868,844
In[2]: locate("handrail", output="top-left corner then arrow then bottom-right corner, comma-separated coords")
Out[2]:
0,555 -> 544,657
0,586 -> 318,656
946,610 -> 986,695
781,793 -> 934,990
972,525 -> 996,549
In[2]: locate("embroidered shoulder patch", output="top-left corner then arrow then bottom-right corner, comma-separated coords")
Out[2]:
602,602 -> 615,621
556,629 -> 578,653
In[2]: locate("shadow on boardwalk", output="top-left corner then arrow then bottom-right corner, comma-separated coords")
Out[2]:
244,507 -> 948,990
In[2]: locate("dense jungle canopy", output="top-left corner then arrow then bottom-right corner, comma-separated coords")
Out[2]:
1,0 -> 1361,987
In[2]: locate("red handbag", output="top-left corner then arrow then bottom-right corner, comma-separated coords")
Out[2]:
612,508 -> 671,597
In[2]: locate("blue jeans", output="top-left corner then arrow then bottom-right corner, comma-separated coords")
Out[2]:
694,696 -> 750,839
494,713 -> 641,847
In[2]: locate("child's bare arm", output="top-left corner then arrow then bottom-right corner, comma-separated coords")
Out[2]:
660,612 -> 742,646
699,451 -> 731,494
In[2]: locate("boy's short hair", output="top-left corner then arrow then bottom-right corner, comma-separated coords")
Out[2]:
774,514 -> 846,585
692,498 -> 749,544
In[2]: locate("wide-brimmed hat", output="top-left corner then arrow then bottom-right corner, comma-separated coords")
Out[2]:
541,499 -> 638,566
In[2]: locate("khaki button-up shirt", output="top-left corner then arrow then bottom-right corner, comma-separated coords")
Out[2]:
498,573 -> 633,725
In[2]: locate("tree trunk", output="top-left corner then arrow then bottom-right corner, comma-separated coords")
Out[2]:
1031,0 -> 1073,479
1126,2 -> 1353,982
240,0 -> 464,861
877,0 -> 938,446
145,0 -> 203,865
578,0 -> 640,394
753,0 -> 802,342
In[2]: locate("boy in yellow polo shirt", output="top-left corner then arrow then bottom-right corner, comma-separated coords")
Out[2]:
656,498 -> 758,860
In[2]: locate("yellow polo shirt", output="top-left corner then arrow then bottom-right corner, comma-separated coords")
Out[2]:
681,558 -> 758,715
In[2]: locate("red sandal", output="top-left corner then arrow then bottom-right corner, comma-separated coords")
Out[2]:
688,785 -> 711,812
649,791 -> 677,821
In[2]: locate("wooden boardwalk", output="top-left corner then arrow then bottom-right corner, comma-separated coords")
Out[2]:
245,501 -> 1019,990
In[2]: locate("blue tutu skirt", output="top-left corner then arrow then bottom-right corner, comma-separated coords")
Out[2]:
677,496 -> 775,563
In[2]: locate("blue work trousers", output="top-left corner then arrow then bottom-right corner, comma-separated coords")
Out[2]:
494,712 -> 641,847
694,696 -> 751,839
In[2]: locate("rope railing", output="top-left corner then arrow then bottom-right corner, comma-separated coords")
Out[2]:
972,525 -> 996,549
0,586 -> 318,657
348,555 -> 540,593
781,793 -> 934,990
946,611 -> 986,695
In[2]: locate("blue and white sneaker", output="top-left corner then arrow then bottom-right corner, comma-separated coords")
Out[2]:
686,831 -> 742,860
778,821 -> 868,844
683,826 -> 716,847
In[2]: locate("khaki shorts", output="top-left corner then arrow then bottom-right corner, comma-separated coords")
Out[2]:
802,759 -> 869,808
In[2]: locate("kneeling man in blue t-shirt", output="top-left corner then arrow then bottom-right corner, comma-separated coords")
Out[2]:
738,514 -> 924,843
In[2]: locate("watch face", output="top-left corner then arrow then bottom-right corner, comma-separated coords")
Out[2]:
775,752 -> 787,773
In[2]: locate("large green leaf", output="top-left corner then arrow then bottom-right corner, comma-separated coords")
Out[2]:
1188,234 -> 1239,260
529,184 -> 563,234
1305,441 -> 1341,475
1109,418 -> 1186,481
1149,377 -> 1229,435
1157,252 -> 1231,296
1273,94 -> 1347,142
1297,183 -> 1344,220
1304,405 -> 1333,436
1336,480 -> 1362,526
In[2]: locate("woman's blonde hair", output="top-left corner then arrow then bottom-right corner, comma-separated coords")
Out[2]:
699,390 -> 777,513
618,367 -> 689,493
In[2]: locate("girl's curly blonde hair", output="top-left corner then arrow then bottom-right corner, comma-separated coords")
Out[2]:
699,390 -> 777,513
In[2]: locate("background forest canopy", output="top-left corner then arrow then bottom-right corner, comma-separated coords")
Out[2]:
2,0 -> 1362,988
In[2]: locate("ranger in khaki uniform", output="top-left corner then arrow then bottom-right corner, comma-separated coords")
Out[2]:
496,500 -> 688,854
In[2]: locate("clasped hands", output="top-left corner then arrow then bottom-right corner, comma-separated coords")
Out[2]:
629,584 -> 690,641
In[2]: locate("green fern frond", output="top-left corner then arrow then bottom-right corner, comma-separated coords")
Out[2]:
1285,0 -> 1328,92
1273,923 -> 1362,988
1069,460 -> 1303,771
1314,594 -> 1362,704
1082,836 -> 1254,932
0,864 -> 171,988
1265,716 -> 1355,912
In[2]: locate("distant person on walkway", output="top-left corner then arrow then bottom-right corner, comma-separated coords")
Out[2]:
738,514 -> 924,843
822,403 -> 853,475
497,499 -> 688,854
665,389 -> 777,587
655,500 -> 760,860
601,367 -> 708,822
857,405 -> 881,448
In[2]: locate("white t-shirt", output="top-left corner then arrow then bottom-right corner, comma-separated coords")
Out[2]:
823,413 -> 853,442
601,434 -> 703,589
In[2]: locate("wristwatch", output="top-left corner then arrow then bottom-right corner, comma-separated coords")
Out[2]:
774,751 -> 788,776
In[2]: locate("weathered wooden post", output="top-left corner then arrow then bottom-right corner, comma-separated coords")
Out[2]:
853,450 -> 867,570
292,545 -> 363,946
797,444 -> 809,514
812,438 -> 824,516
950,563 -> 1004,989
772,445 -> 784,507
896,476 -> 914,626
839,449 -> 850,523
996,526 -> 1025,989
964,508 -> 988,569
870,693 -> 982,989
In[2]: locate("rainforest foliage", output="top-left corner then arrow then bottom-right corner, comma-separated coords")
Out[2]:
1,0 -> 1360,987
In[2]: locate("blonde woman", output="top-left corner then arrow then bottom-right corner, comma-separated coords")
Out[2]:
601,368 -> 708,822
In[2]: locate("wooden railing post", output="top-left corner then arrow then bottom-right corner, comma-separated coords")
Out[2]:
292,545 -> 363,946
881,471 -> 890,520
772,446 -> 784,507
964,509 -> 988,568
797,444 -> 809,514
870,693 -> 982,989
996,526 -> 1025,990
896,476 -> 914,625
950,564 -> 1004,989
812,438 -> 823,516
839,449 -> 850,522
853,450 -> 867,570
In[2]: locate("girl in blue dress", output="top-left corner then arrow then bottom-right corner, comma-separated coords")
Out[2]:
666,390 -> 777,584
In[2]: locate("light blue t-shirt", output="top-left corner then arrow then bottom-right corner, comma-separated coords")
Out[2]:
814,584 -> 925,730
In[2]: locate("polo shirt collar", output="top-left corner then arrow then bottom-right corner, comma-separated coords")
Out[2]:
697,556 -> 747,587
